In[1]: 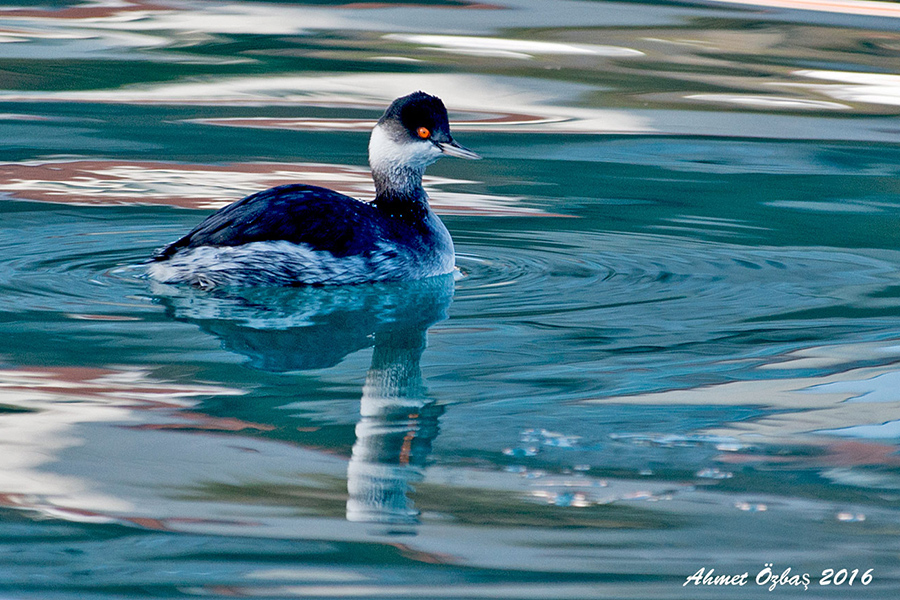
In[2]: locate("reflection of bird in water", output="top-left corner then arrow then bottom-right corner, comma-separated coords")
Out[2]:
347,322 -> 444,524
149,92 -> 479,287
154,275 -> 452,524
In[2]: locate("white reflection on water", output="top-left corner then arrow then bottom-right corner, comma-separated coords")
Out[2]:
810,372 -> 900,404
586,340 -> 900,443
822,420 -> 900,439
384,34 -> 644,59
791,70 -> 900,107
685,94 -> 849,111
0,365 -> 243,515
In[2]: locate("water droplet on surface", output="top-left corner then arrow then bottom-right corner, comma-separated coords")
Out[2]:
555,492 -> 591,507
504,465 -> 527,473
696,468 -> 733,480
715,442 -> 744,452
502,446 -> 538,457
624,491 -> 654,500
519,428 -> 581,448
519,428 -> 541,443
836,512 -> 865,522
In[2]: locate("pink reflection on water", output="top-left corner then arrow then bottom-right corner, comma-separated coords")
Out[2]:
0,364 -> 242,408
0,160 -> 374,210
0,0 -> 501,21
0,0 -> 171,20
708,0 -> 900,18
716,440 -> 900,467
0,159 -> 553,216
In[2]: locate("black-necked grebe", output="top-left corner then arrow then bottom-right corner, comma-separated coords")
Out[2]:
148,91 -> 479,288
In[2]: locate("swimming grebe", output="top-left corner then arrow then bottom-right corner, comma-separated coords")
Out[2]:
148,91 -> 479,288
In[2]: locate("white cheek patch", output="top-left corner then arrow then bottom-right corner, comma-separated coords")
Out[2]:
368,124 -> 442,173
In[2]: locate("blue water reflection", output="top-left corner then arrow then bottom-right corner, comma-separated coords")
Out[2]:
2,0 -> 900,598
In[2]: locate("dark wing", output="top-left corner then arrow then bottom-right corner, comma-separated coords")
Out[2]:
154,184 -> 380,260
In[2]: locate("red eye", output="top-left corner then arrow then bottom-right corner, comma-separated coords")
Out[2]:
417,127 -> 430,139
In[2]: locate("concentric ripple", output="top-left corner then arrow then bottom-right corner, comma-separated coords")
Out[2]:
0,205 -> 162,315
445,227 -> 900,401
455,227 -> 900,320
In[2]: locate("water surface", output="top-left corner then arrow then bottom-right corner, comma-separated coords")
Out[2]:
1,0 -> 900,598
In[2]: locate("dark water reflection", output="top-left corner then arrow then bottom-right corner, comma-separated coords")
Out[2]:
2,0 -> 900,598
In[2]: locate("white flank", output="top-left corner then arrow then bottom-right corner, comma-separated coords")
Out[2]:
148,239 -> 454,288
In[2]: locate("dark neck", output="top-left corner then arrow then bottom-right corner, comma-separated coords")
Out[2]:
372,162 -> 425,198
371,164 -> 429,220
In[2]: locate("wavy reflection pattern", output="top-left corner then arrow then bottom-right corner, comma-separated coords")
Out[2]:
157,276 -> 454,525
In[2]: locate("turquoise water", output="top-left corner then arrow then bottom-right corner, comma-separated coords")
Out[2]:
2,0 -> 900,597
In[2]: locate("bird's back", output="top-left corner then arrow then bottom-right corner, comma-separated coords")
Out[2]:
154,184 -> 380,261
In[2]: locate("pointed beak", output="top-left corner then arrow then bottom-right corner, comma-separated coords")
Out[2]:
437,139 -> 481,160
